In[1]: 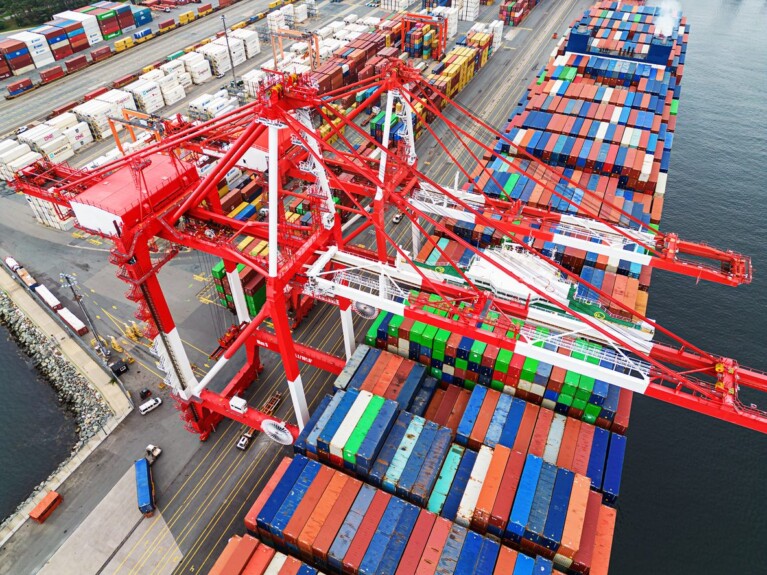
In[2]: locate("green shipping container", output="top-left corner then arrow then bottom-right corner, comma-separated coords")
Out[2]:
343,396 -> 385,465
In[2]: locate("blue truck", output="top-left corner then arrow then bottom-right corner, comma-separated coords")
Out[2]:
134,455 -> 156,517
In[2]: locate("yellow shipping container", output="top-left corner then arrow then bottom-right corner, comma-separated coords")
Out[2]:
229,202 -> 249,218
237,236 -> 255,252
250,241 -> 268,256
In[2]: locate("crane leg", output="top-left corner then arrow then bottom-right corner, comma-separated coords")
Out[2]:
269,289 -> 310,429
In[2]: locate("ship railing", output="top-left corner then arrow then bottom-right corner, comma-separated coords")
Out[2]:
518,323 -> 651,378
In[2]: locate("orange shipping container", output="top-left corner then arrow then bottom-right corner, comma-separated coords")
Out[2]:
512,403 -> 540,453
554,474 -> 591,567
29,491 -> 63,524
556,417 -> 582,471
467,388 -> 501,450
274,555 -> 303,575
590,505 -> 618,575
209,536 -> 241,575
221,534 -> 259,574
472,444 -> 511,532
297,472 -> 349,559
493,545 -> 519,574
282,466 -> 335,548
312,477 -> 363,563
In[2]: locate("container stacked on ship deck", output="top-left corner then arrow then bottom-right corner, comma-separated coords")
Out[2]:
233,344 -> 621,573
464,1 -> 687,358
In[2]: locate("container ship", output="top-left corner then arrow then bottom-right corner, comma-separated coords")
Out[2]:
11,0 -> 766,573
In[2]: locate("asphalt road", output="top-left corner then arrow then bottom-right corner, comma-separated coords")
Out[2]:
0,0 -> 596,572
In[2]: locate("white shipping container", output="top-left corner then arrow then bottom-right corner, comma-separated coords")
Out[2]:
329,391 -> 373,460
95,89 -> 136,116
7,151 -> 43,176
189,93 -> 215,115
18,125 -> 62,150
45,113 -> 79,131
38,135 -> 69,154
204,96 -> 237,117
161,85 -> 186,106
294,4 -> 308,23
156,74 -> 179,90
0,139 -> 18,156
140,69 -> 165,82
0,143 -> 31,165
455,445 -> 493,528
177,72 -> 192,89
57,308 -> 88,336
160,60 -> 185,78
543,414 -> 567,464
45,143 -> 75,164
33,284 -> 63,310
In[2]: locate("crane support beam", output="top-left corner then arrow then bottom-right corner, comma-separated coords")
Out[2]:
199,389 -> 299,440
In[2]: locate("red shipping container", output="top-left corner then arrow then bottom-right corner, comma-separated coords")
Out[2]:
342,490 -> 391,573
51,44 -> 73,60
40,66 -> 65,83
433,385 -> 461,427
394,510 -> 437,575
571,422 -> 595,476
8,54 -> 34,69
512,402 -> 539,453
65,55 -> 89,73
414,516 -> 451,575
528,406 -> 554,457
8,78 -> 33,92
570,491 -> 603,573
241,542 -> 276,574
488,449 -> 526,535
445,389 -> 470,434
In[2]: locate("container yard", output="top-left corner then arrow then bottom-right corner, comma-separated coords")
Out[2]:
0,0 -> 765,573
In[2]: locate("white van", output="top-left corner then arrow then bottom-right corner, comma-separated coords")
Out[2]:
139,397 -> 162,415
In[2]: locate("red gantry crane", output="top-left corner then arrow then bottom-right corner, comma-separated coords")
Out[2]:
13,61 -> 767,444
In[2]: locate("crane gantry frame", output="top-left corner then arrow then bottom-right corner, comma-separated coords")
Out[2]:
12,60 -> 766,443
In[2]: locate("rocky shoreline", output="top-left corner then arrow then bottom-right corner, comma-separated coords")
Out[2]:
0,290 -> 113,525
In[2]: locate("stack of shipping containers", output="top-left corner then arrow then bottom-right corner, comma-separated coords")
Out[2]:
202,3 -> 688,575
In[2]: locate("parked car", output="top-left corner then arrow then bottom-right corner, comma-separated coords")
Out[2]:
138,397 -> 162,415
392,213 -> 403,224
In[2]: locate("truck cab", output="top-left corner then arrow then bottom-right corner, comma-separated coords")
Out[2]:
236,429 -> 255,451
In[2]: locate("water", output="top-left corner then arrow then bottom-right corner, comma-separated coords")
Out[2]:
0,0 -> 765,568
0,323 -> 77,522
611,0 -> 767,572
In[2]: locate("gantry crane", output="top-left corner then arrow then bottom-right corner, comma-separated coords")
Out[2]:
270,28 -> 322,71
12,60 -> 767,444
